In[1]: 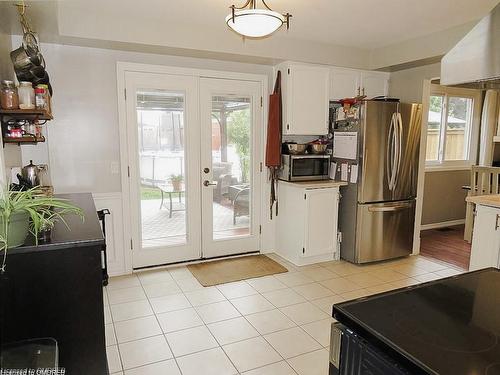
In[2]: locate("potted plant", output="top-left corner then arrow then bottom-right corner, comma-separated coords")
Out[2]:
0,187 -> 84,272
170,174 -> 183,191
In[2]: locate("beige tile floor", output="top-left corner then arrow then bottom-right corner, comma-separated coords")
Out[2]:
104,253 -> 464,375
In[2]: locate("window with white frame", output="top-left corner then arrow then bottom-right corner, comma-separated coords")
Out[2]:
425,84 -> 482,168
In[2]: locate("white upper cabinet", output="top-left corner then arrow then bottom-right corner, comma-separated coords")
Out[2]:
330,68 -> 360,101
360,71 -> 390,98
277,62 -> 330,135
330,68 -> 389,100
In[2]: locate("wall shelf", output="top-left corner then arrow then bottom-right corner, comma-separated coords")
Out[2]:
3,135 -> 45,145
0,109 -> 53,121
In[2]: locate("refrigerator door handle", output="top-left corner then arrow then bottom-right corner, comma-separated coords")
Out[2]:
368,203 -> 412,212
393,112 -> 403,190
386,115 -> 395,190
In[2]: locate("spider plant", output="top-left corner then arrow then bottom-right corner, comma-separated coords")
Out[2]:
0,187 -> 84,272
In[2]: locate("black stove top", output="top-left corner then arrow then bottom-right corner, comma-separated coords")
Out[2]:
333,268 -> 500,375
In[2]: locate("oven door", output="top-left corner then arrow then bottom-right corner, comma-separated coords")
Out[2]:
290,156 -> 330,181
330,323 -> 412,375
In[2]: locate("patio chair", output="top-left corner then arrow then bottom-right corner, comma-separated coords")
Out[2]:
464,165 -> 500,242
233,187 -> 250,224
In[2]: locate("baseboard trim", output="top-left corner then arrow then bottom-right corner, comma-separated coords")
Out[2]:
420,219 -> 465,231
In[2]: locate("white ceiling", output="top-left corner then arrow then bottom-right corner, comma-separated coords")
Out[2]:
1,0 -> 498,69
55,0 -> 497,49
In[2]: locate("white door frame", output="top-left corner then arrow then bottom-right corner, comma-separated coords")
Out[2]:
117,62 -> 268,272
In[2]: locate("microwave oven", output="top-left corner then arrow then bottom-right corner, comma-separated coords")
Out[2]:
278,154 -> 330,181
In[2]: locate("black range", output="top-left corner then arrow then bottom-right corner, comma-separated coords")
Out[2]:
331,268 -> 500,375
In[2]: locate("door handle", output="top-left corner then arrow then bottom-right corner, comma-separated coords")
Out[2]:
495,214 -> 500,230
203,180 -> 217,187
368,203 -> 411,212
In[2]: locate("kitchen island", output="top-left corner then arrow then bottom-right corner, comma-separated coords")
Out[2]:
466,194 -> 500,270
0,193 -> 108,374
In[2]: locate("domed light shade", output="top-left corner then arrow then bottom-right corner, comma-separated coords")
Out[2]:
226,1 -> 291,39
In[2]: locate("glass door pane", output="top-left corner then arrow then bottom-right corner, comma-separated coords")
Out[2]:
136,90 -> 187,248
444,97 -> 473,161
210,95 -> 252,240
426,95 -> 444,161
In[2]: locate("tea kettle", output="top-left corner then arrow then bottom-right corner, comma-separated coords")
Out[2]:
21,160 -> 49,187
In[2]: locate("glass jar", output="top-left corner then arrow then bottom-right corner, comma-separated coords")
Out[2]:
35,86 -> 47,110
18,81 -> 35,110
0,80 -> 19,109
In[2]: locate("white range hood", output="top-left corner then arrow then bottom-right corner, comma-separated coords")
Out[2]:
441,3 -> 500,89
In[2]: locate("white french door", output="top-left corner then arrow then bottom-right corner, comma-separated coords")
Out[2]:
200,78 -> 262,258
124,71 -> 262,268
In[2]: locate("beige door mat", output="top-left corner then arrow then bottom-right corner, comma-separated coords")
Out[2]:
187,254 -> 288,286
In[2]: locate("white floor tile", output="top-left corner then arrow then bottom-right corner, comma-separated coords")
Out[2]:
242,361 -> 296,375
435,268 -> 463,277
230,294 -> 276,315
137,269 -> 174,285
157,307 -> 204,333
105,323 -> 117,346
287,348 -> 329,375
217,281 -> 258,299
114,315 -> 162,343
110,300 -> 154,322
320,277 -> 363,294
103,289 -> 109,306
207,317 -> 260,345
223,336 -> 282,373
246,276 -> 287,293
108,275 -> 141,290
168,266 -> 193,280
301,319 -> 333,347
108,286 -> 147,305
245,309 -> 296,335
262,288 -> 306,307
185,287 -> 226,306
280,302 -> 329,325
293,283 -> 333,300
143,281 -> 181,298
299,267 -> 338,281
124,359 -> 181,375
176,277 -> 204,292
311,295 -> 347,313
106,345 -> 122,374
275,272 -> 314,287
264,327 -> 321,359
166,325 -> 219,357
367,268 -> 410,282
104,304 -> 112,324
149,293 -> 191,314
340,289 -> 373,301
176,347 -> 238,375
195,300 -> 241,324
323,263 -> 364,276
413,272 -> 444,282
118,335 -> 173,370
344,273 -> 386,288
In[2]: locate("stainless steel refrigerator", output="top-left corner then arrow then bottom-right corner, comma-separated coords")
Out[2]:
332,100 -> 422,263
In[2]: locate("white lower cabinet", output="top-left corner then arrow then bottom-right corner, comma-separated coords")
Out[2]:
470,204 -> 500,271
276,183 -> 341,266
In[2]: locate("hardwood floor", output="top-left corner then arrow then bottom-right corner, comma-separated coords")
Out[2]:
420,225 -> 471,270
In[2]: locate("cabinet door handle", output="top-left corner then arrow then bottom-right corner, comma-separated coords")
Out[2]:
495,214 -> 500,230
357,87 -> 361,96
362,87 -> 365,96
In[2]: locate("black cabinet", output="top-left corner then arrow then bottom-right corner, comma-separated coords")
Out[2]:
0,193 -> 108,375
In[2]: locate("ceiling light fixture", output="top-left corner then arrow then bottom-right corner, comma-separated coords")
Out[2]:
226,0 -> 292,39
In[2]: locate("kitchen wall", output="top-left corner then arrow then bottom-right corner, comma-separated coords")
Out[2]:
389,62 -> 470,227
0,31 -> 22,183
12,36 -> 277,267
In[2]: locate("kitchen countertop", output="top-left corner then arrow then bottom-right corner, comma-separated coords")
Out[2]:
466,194 -> 500,208
280,180 -> 348,188
9,192 -> 104,255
